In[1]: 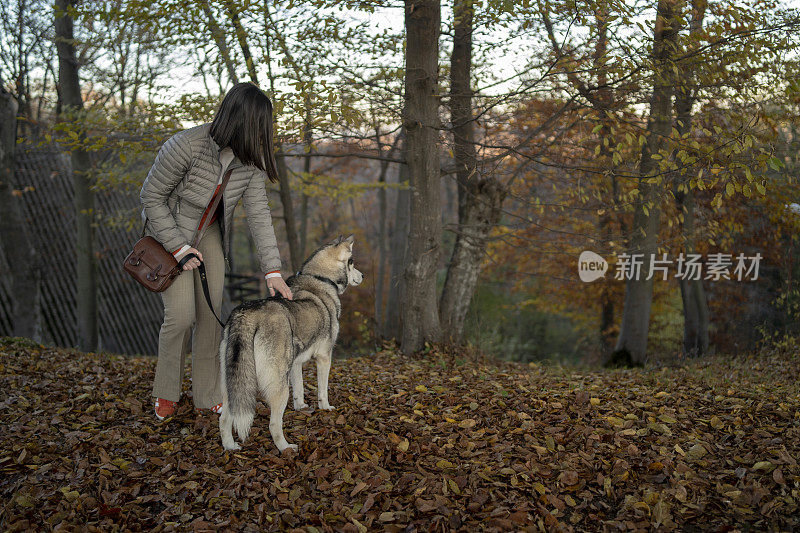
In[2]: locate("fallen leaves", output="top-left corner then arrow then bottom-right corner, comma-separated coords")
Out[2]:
685,444 -> 707,462
457,418 -> 477,429
0,337 -> 799,531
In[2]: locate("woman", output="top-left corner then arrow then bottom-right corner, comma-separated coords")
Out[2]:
140,82 -> 292,420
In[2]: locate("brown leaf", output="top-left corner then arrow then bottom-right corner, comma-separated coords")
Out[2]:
560,470 -> 579,486
350,481 -> 368,497
458,418 -> 477,429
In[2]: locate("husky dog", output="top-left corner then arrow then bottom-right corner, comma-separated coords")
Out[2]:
218,235 -> 363,451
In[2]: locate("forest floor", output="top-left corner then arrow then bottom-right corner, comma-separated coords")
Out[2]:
1,337 -> 799,532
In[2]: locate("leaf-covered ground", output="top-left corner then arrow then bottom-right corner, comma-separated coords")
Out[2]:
1,337 -> 799,532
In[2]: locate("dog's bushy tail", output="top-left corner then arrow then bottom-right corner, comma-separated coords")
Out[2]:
220,318 -> 258,443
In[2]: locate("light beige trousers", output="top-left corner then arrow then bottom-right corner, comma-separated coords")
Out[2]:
151,221 -> 224,408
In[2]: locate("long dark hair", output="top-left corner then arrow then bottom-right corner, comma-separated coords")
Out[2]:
209,82 -> 280,183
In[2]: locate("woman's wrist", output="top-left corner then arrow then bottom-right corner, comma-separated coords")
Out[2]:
173,244 -> 191,258
265,270 -> 281,279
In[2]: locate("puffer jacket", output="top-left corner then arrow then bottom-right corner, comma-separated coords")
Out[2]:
140,123 -> 282,274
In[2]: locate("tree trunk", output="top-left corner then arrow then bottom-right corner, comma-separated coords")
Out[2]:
129,45 -> 141,115
544,4 -> 621,356
276,151 -> 301,271
224,0 -> 258,82
36,57 -> 51,133
676,186 -> 709,356
674,0 -> 709,358
449,0 -> 476,220
299,102 -> 313,258
598,173 -> 616,355
0,78 -> 41,340
439,0 -> 506,342
591,6 -> 618,356
384,131 -> 410,340
376,170 -> 387,333
599,173 -> 627,356
612,0 -> 680,366
300,194 -> 308,258
55,0 -> 98,352
400,0 -> 442,353
674,180 -> 709,359
374,132 -> 400,335
261,7 -> 300,272
440,179 -> 505,341
15,3 -> 30,138
200,0 -> 240,84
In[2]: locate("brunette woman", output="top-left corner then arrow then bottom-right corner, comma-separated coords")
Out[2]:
140,82 -> 292,419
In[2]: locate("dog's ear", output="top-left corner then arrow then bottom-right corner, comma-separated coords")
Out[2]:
344,234 -> 354,251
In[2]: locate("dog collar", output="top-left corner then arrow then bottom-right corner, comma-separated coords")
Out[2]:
310,274 -> 341,292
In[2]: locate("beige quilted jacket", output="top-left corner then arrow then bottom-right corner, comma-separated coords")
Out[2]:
140,123 -> 282,273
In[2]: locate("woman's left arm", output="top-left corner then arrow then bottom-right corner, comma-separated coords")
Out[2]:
242,169 -> 284,276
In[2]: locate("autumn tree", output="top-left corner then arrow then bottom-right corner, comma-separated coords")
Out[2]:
672,0 -> 709,357
81,0 -> 175,115
55,0 -> 97,351
384,129 -> 410,340
0,0 -> 53,137
439,0 -> 507,343
0,75 -> 42,339
497,0 -> 799,361
400,0 -> 443,352
610,0 -> 681,365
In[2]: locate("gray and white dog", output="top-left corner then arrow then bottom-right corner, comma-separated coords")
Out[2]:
218,235 -> 363,451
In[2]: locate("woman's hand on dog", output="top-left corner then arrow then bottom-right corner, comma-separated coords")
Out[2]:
177,247 -> 203,270
268,276 -> 293,300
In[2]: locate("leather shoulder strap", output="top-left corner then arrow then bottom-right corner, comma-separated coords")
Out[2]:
191,167 -> 234,248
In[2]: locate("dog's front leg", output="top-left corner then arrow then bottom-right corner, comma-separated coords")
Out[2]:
290,358 -> 309,410
316,351 -> 335,410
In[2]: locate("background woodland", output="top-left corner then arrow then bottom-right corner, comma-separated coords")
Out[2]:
2,0 -> 800,364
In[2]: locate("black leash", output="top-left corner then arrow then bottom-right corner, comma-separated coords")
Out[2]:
168,168 -> 234,329
174,264 -> 339,330
177,253 -> 225,328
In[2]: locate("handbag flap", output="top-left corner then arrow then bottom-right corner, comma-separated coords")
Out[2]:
123,236 -> 181,292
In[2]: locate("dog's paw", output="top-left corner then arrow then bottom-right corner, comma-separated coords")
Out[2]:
318,402 -> 335,411
223,442 -> 241,451
293,401 -> 310,411
278,443 -> 298,453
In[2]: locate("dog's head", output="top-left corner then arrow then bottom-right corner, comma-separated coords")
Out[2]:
336,234 -> 363,288
301,234 -> 363,293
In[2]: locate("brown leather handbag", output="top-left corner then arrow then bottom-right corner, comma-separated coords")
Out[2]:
123,168 -> 234,295
123,236 -> 182,292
